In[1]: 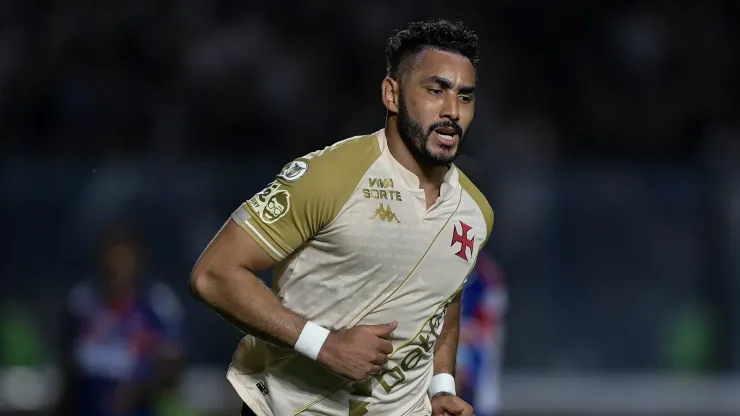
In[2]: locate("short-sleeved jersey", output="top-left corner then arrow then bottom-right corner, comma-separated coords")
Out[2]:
228,129 -> 494,416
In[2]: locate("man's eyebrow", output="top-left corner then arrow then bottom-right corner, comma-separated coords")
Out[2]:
424,75 -> 476,95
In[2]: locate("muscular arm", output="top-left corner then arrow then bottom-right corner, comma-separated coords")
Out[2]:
433,291 -> 462,375
189,220 -> 307,349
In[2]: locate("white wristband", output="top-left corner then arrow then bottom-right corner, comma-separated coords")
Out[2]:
428,373 -> 456,397
294,321 -> 330,360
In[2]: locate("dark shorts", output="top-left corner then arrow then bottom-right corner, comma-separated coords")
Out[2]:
241,403 -> 258,416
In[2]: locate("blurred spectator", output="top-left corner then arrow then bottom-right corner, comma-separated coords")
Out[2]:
456,253 -> 508,416
55,223 -> 186,416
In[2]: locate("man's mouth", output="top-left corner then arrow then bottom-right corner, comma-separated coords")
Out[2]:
434,127 -> 459,147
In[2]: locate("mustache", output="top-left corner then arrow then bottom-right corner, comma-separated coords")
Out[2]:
427,121 -> 464,138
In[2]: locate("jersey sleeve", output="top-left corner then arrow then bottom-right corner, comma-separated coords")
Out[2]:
458,170 -> 495,247
231,135 -> 381,261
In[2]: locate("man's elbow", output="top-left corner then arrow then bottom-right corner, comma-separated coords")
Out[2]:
189,265 -> 219,303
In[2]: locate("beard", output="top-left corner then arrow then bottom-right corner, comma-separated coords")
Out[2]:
396,93 -> 467,167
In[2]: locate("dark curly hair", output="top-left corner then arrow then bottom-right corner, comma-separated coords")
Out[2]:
385,19 -> 479,80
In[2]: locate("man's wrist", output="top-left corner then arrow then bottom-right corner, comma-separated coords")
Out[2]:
294,321 -> 330,360
428,373 -> 456,398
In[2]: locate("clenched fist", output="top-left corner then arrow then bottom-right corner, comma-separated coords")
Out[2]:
317,321 -> 397,381
431,393 -> 474,416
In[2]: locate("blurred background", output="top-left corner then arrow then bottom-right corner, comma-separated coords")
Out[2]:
2,0 -> 740,415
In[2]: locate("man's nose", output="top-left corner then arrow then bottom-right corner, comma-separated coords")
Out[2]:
441,94 -> 460,121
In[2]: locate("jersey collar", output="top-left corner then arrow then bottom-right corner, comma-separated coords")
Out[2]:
376,129 -> 460,200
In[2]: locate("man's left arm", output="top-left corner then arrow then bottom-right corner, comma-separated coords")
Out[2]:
430,291 -> 473,415
433,291 -> 462,376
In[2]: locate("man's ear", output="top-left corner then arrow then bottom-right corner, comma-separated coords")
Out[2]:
381,77 -> 400,113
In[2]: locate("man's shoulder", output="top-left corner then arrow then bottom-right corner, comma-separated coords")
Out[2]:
457,168 -> 494,236
298,133 -> 381,172
277,132 -> 382,188
306,132 -> 381,161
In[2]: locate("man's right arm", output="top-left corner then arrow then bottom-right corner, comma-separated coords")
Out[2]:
189,218 -> 396,381
189,219 -> 306,349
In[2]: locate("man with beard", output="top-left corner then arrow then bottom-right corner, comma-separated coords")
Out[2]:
191,19 -> 492,416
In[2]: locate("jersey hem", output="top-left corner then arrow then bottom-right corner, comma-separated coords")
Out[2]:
227,367 -> 272,416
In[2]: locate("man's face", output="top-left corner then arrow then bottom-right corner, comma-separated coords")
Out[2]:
396,48 -> 476,166
102,242 -> 138,292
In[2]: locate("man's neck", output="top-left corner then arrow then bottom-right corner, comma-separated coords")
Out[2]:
384,124 -> 448,189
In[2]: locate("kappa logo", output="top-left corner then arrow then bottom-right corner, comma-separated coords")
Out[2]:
451,220 -> 474,261
249,182 -> 291,224
370,203 -> 400,223
277,160 -> 308,182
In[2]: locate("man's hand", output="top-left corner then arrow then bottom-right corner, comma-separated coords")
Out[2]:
317,321 -> 397,381
431,393 -> 474,416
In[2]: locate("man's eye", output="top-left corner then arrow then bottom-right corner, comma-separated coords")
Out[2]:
459,95 -> 472,103
428,88 -> 442,95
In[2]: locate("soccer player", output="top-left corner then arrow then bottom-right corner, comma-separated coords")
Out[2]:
456,252 -> 507,416
58,224 -> 185,416
191,19 -> 493,416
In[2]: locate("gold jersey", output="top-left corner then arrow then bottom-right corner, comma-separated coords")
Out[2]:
228,129 -> 494,416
